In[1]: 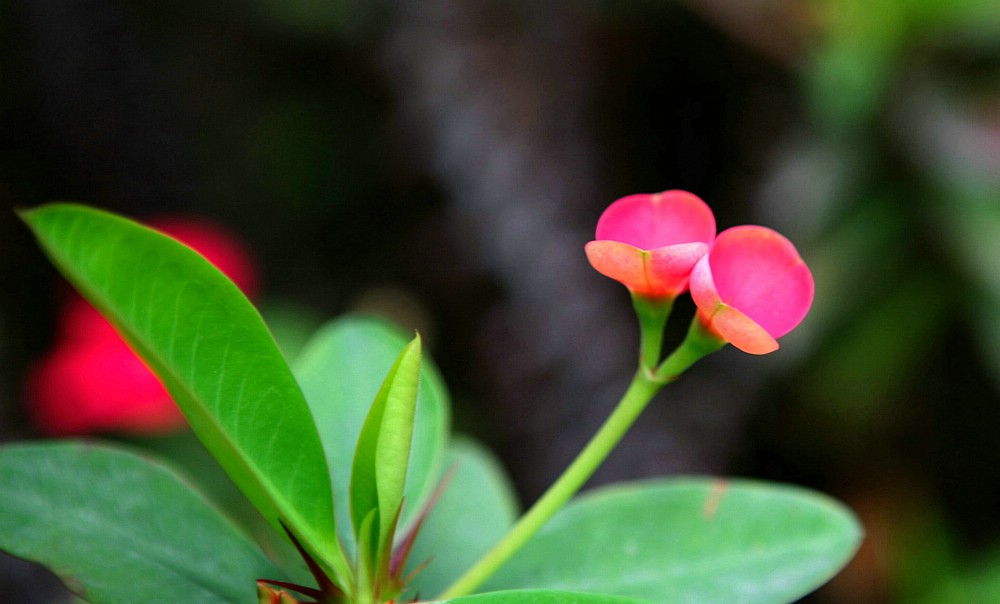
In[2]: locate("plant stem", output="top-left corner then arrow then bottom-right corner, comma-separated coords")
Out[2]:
631,294 -> 673,372
437,370 -> 663,599
654,317 -> 725,383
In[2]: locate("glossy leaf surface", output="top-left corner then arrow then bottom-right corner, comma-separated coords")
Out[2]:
20,204 -> 344,577
0,441 -> 282,604
294,316 -> 450,551
406,437 -> 520,599
350,334 -> 421,560
484,478 -> 862,604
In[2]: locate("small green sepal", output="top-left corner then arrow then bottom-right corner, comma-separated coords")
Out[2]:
630,292 -> 674,372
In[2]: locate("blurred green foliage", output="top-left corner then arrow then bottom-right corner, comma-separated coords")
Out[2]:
754,0 -> 1000,600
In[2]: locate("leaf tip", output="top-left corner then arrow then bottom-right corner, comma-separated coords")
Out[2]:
402,332 -> 423,366
14,203 -> 44,227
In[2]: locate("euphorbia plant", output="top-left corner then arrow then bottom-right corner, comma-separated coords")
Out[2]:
0,194 -> 860,604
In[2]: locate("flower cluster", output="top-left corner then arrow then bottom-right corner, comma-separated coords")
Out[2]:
26,217 -> 259,435
586,190 -> 814,355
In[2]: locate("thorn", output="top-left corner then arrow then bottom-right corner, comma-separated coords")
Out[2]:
258,579 -> 322,600
278,520 -> 345,601
390,464 -> 458,580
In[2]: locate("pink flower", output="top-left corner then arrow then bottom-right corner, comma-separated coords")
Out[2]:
690,225 -> 814,355
27,334 -> 185,435
585,191 -> 716,298
26,216 -> 259,436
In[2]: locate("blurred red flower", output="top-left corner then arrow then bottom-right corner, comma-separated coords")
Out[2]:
26,216 -> 259,435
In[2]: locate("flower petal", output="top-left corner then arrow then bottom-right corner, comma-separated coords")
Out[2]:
700,303 -> 779,355
585,240 -> 646,292
595,190 -> 716,251
27,340 -> 184,435
645,242 -> 711,295
690,226 -> 813,353
586,240 -> 708,297
707,226 -> 814,339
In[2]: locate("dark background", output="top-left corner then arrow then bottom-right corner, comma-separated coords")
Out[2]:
3,1 -> 1000,602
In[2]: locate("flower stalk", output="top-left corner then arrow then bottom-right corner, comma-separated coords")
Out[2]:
438,369 -> 664,599
632,292 -> 674,373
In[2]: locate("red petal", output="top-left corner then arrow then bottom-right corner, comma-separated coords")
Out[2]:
707,226 -> 813,339
698,304 -> 779,355
594,190 -> 716,251
690,226 -> 813,353
586,240 -> 708,297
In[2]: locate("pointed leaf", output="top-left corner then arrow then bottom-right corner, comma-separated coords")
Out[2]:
484,478 -> 862,603
374,336 -> 422,539
0,441 -> 282,604
19,204 -> 346,579
293,316 -> 450,551
406,438 -> 519,599
350,334 -> 422,557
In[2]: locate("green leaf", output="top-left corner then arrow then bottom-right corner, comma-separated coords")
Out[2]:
19,204 -> 346,580
434,589 -> 649,603
0,441 -> 282,604
293,316 -> 450,551
484,478 -> 862,604
350,334 -> 421,559
355,509 -> 379,604
406,437 -> 519,599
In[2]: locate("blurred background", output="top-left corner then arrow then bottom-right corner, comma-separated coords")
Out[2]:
2,0 -> 1000,602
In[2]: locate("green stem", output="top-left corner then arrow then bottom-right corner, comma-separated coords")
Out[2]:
438,313 -> 725,599
631,294 -> 673,372
438,370 -> 663,599
653,317 -> 725,382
